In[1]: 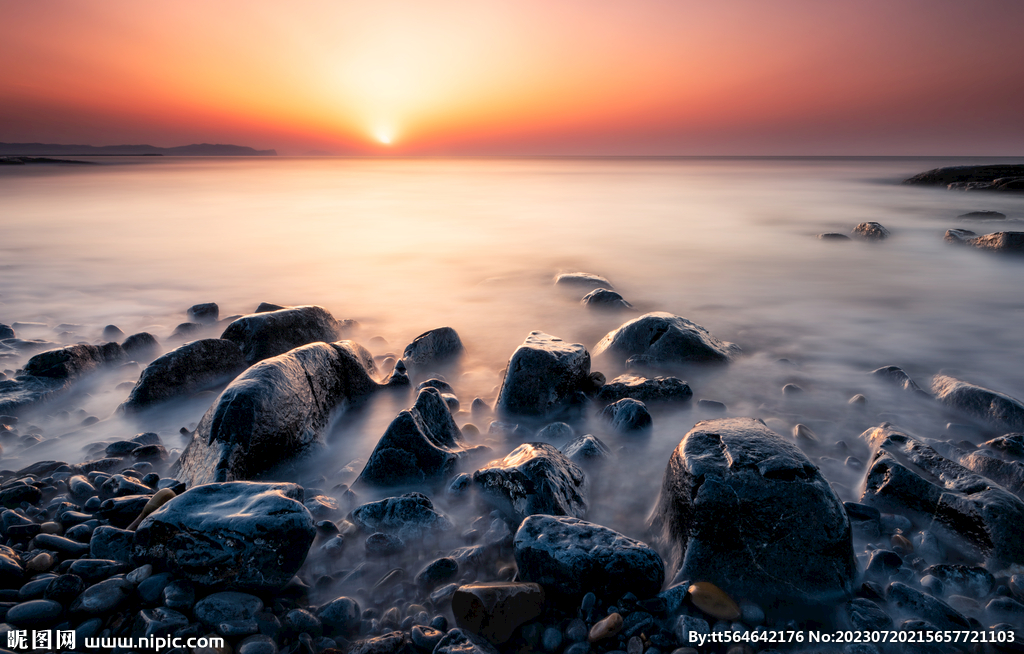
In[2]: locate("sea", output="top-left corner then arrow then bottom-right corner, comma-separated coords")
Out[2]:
2,156 -> 1023,539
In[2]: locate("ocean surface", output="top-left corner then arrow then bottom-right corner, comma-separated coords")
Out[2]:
2,156 -> 1024,537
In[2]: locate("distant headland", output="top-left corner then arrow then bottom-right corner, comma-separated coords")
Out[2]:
0,142 -> 277,156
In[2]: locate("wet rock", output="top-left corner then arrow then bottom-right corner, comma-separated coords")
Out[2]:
315,596 -> 360,639
594,312 -> 736,369
984,432 -> 1024,458
349,493 -> 453,541
412,625 -> 445,651
844,503 -> 881,539
365,532 -> 405,556
188,303 -> 219,324
818,232 -> 851,240
434,628 -> 500,654
170,322 -> 203,339
452,582 -> 544,644
687,581 -> 740,620
648,418 -> 855,608
851,222 -> 890,240
6,599 -> 63,627
921,565 -> 994,598
514,514 -> 663,599
70,577 -> 133,615
495,331 -> 591,422
473,443 -> 588,525
581,289 -> 632,310
133,606 -> 190,638
959,210 -> 1007,220
194,591 -> 264,627
132,481 -> 315,591
122,332 -> 161,362
102,325 -> 125,340
904,164 -> 1024,186
561,434 -> 611,465
0,324 -> 14,339
402,327 -> 465,369
597,374 -> 692,405
987,596 -> 1024,623
68,559 -> 126,583
416,557 -> 459,590
871,365 -> 927,395
356,388 -> 467,488
589,613 -> 624,642
0,484 -> 42,509
555,272 -> 612,289
118,339 -> 246,413
965,231 -> 1024,252
944,228 -> 977,244
33,533 -> 90,557
600,398 -> 652,433
175,341 -> 378,486
885,582 -> 970,631
934,441 -> 1024,498
220,305 -> 342,366
859,424 -> 1024,568
1,343 -> 125,413
932,374 -> 1024,432
840,598 -> 892,630
43,574 -> 85,605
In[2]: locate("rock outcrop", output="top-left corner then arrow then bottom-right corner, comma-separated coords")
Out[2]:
495,332 -> 591,422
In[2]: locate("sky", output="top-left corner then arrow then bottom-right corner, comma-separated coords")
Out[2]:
2,0 -> 1023,156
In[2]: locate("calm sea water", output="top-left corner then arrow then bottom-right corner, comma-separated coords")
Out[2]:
2,156 -> 1023,536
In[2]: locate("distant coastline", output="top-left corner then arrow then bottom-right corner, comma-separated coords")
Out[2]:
0,142 -> 277,156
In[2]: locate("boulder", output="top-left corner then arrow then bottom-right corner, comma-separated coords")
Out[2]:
118,339 -> 246,414
593,312 -> 735,368
174,341 -> 378,486
402,327 -> 465,369
965,231 -> 1024,252
0,324 -> 14,339
581,289 -> 632,310
647,418 -> 855,609
560,434 -> 611,465
473,443 -> 588,525
349,493 -> 453,541
597,374 -> 693,405
554,272 -> 612,289
958,210 -> 1006,220
851,222 -> 890,240
187,303 -> 219,324
0,343 -> 125,414
932,375 -> 1024,432
903,164 -> 1024,186
452,582 -> 544,644
859,424 -> 1024,569
885,582 -> 971,631
495,332 -> 591,422
102,325 -> 125,341
944,228 -> 977,244
932,441 -> 1024,498
220,305 -> 341,366
357,387 -> 467,488
871,365 -> 927,395
132,482 -> 315,591
514,515 -> 664,600
599,398 -> 652,433
122,332 -> 161,362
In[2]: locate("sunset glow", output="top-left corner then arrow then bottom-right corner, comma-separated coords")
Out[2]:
2,0 -> 1023,155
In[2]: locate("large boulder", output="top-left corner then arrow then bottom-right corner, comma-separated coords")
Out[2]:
118,339 -> 246,414
0,342 -> 125,414
174,341 -> 378,486
132,482 -> 315,591
647,418 -> 855,609
357,387 -> 467,488
514,515 -> 664,600
932,375 -> 1024,432
597,374 -> 692,405
472,443 -> 588,525
859,424 -> 1024,569
964,232 -> 1024,252
220,305 -> 341,366
593,312 -> 735,369
495,332 -> 591,422
402,327 -> 465,369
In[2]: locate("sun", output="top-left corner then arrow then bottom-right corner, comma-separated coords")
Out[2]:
374,128 -> 395,145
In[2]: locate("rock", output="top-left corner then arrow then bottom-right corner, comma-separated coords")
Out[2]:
495,332 -> 591,422
132,481 -> 316,591
839,598 -> 892,631
0,545 -> 25,589
349,493 -> 453,541
69,559 -> 126,583
356,388 -> 466,488
514,515 -> 663,599
536,421 -> 574,442
347,631 -> 412,654
594,312 -> 735,369
0,324 -> 14,339
588,613 -> 623,643
581,289 -> 632,310
903,164 -> 1024,186
416,557 -> 459,590
452,582 -> 545,644
43,574 -> 85,605
697,399 -> 726,411
885,582 -> 970,631
648,418 -> 856,608
560,434 -> 611,465
315,596 -> 360,639
365,532 -> 405,556
687,581 -> 740,620
255,302 -> 286,313
966,231 -> 1024,252
122,332 -> 161,361
920,565 -> 994,598
871,366 -> 927,395
5,599 -> 64,627
959,210 -> 1006,220
934,441 -> 1024,498
600,398 -> 652,433
851,222 -> 890,240
220,305 -> 342,366
473,443 -> 588,525
195,591 -> 264,627
70,577 -> 133,615
119,339 -> 246,413
102,325 -> 125,340
944,228 -> 977,244
818,232 -> 851,240
0,342 -> 125,413
858,424 -> 1024,569
402,327 -> 465,369
555,272 -> 612,289
434,628 -> 500,654
597,374 -> 692,405
169,322 -> 203,340
174,341 -> 378,486
188,303 -> 219,323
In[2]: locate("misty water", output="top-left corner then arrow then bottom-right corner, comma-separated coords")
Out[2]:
3,156 -> 1024,602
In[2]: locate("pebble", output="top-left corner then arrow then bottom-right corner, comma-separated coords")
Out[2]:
412,625 -> 445,651
43,573 -> 85,604
589,613 -> 623,643
69,577 -> 133,615
6,599 -> 64,627
238,634 -> 279,654
688,582 -> 741,621
543,626 -> 564,652
365,532 -> 405,556
195,591 -> 264,626
25,552 -> 53,573
126,563 -> 153,585
566,643 -> 592,654
162,579 -> 196,611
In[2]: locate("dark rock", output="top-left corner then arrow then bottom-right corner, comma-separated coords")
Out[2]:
904,164 -> 1024,186
581,289 -> 632,310
103,325 -> 125,340
96,495 -> 151,528
136,572 -> 174,605
24,342 -> 124,379
944,228 -> 977,244
68,559 -> 127,583
871,366 -> 927,395
597,374 -> 692,405
921,565 -> 994,598
162,579 -> 195,611
70,577 -> 133,615
195,591 -> 264,627
5,599 -> 63,627
349,493 -> 453,540
851,222 -> 890,240
174,341 -> 378,486
555,272 -> 612,289
600,398 -> 652,433
560,434 -> 611,465
959,210 -> 1007,220
594,312 -> 735,369
402,327 -> 465,369
0,484 -> 42,509
697,399 -> 726,412
434,628 -> 500,654
844,502 -> 881,539
648,417 -> 855,608
985,432 -> 1024,458
416,557 -> 459,590
348,631 -> 413,654
858,424 -> 1024,569
0,324 -> 14,339
966,231 -> 1024,252
473,443 -> 588,525
255,302 -> 286,313
133,606 -> 190,638
840,598 -> 892,630
514,515 -> 663,600
132,481 -> 315,591
316,596 -> 360,639
118,339 -> 246,413
412,625 -> 445,652
453,582 -> 544,644
935,441 -> 1024,498
818,232 -> 851,240
987,596 -> 1024,623
885,582 -> 970,631
357,388 -> 466,488
187,303 -> 219,323
364,532 -> 405,556
33,533 -> 90,557
122,332 -> 161,362
495,331 -> 591,421
220,305 -> 341,366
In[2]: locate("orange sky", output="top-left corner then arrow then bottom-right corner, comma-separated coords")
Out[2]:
2,0 -> 1023,155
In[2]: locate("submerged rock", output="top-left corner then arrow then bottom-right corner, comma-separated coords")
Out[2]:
187,302 -> 219,324
0,343 -> 125,414
514,515 -> 664,600
599,398 -> 652,433
132,482 -> 315,591
932,374 -> 1024,432
402,327 -> 465,369
904,164 -> 1024,187
357,387 -> 467,488
958,210 -> 1006,220
851,222 -> 890,240
452,582 -> 544,644
594,312 -> 736,368
495,332 -> 591,422
597,374 -> 692,405
122,332 -> 161,362
818,232 -> 851,240
554,272 -> 612,289
473,443 -> 588,525
174,341 -> 378,486
118,339 -> 246,414
964,231 -> 1024,252
871,365 -> 927,395
944,228 -> 977,244
220,305 -> 342,366
648,418 -> 855,609
349,493 -> 453,541
560,434 -> 611,465
581,289 -> 632,310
